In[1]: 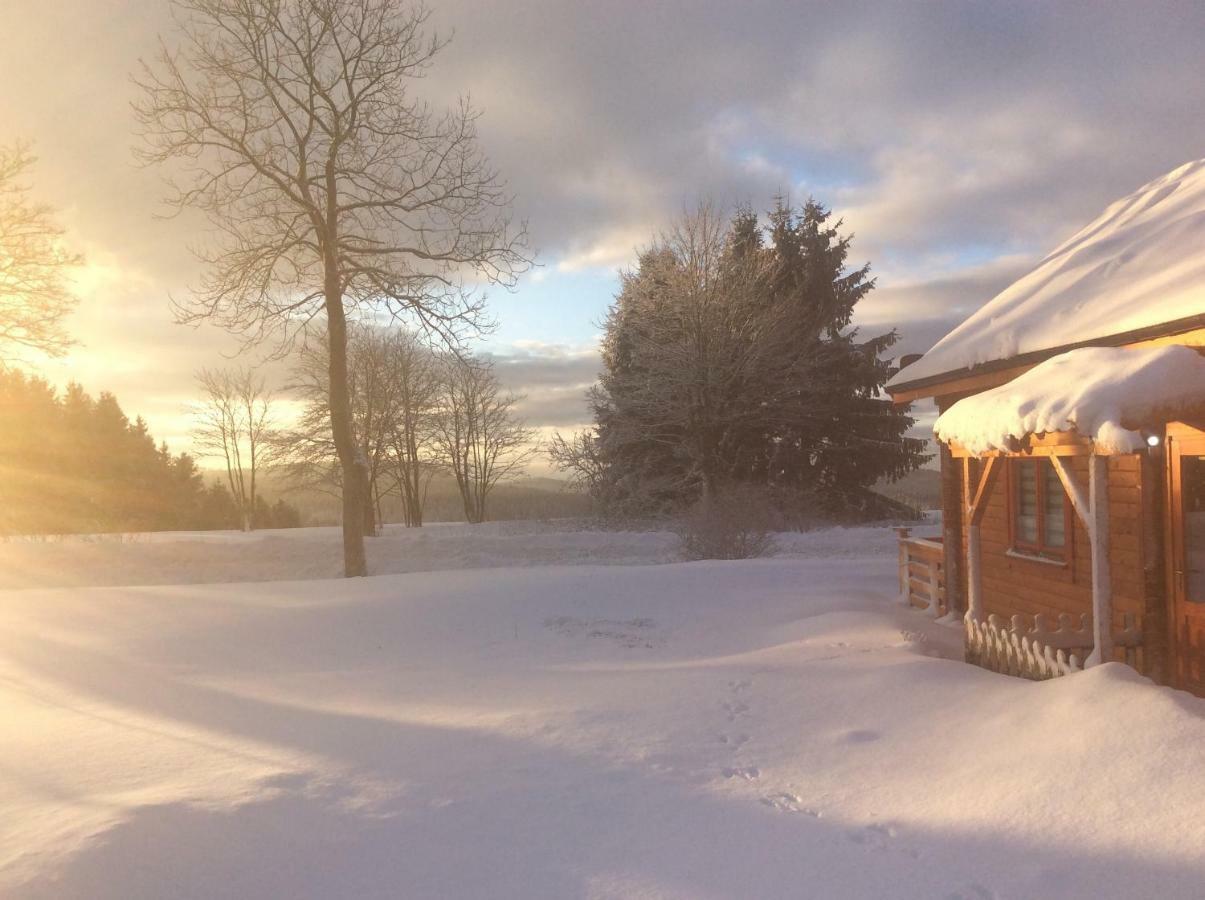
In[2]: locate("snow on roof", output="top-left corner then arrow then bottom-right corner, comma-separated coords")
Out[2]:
934,345 -> 1205,455
889,159 -> 1205,390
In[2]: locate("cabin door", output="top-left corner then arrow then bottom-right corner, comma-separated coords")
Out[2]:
1169,425 -> 1205,694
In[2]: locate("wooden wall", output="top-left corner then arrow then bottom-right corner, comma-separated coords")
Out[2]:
956,453 -> 1153,667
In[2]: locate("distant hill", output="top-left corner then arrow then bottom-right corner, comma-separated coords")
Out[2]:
874,467 -> 941,511
208,466 -> 940,526
235,470 -> 592,526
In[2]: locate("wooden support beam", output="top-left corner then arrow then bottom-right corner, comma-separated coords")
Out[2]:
1050,455 -> 1091,527
1087,454 -> 1114,666
1049,453 -> 1114,667
939,440 -> 965,620
963,457 -> 994,622
968,456 -> 999,526
894,527 -> 911,604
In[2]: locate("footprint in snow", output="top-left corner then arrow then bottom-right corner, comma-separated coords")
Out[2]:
945,884 -> 996,900
843,729 -> 881,744
721,766 -> 760,781
727,679 -> 752,692
760,793 -> 821,817
717,732 -> 751,749
847,822 -> 898,850
722,700 -> 750,721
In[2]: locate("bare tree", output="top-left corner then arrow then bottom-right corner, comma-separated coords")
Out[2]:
135,0 -> 531,575
433,355 -> 535,523
547,429 -> 606,495
280,323 -> 440,530
385,328 -> 441,526
280,324 -> 393,534
193,367 -> 278,531
0,144 -> 81,359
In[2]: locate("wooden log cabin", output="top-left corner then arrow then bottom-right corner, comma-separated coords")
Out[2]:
886,159 -> 1205,694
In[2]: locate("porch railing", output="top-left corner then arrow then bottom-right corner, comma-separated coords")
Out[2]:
964,611 -> 1144,680
895,527 -> 945,617
894,527 -> 1145,677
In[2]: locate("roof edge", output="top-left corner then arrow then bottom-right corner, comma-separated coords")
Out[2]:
887,312 -> 1205,400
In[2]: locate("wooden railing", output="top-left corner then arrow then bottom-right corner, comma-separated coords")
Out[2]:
895,527 -> 945,617
895,527 -> 1145,677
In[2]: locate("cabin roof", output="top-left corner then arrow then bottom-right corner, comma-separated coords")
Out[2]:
932,344 -> 1205,455
888,159 -> 1205,399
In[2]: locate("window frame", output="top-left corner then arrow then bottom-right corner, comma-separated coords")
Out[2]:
1007,457 -> 1073,564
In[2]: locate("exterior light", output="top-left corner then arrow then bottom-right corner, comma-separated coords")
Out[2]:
1146,434 -> 1161,448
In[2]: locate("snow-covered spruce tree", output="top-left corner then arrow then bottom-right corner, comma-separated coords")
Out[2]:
577,199 -> 927,520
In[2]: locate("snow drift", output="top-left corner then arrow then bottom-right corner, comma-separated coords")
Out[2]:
3,524 -> 1205,899
934,344 -> 1205,454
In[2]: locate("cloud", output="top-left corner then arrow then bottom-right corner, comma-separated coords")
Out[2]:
486,341 -> 601,429
8,0 -> 1205,456
856,255 -> 1034,357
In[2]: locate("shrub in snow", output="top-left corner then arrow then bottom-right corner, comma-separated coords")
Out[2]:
675,485 -> 777,561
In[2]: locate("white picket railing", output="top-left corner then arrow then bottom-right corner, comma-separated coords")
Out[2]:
965,613 -> 1085,679
964,611 -> 1144,680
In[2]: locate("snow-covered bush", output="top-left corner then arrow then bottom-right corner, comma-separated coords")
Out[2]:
675,485 -> 777,560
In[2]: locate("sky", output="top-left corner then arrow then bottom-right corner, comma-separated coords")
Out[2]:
5,0 -> 1205,464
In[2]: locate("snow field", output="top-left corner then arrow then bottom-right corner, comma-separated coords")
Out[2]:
1,522 -> 1203,899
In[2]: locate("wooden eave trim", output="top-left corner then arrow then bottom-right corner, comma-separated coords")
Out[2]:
888,313 -> 1205,404
946,432 -> 1096,459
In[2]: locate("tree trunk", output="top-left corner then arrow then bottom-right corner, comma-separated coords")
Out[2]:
323,155 -> 366,577
361,457 -> 377,537
328,313 -> 367,573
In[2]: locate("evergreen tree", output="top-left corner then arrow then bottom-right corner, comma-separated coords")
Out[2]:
0,367 -> 301,534
577,199 -> 927,519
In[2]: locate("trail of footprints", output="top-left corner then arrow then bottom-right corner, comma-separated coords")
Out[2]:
716,678 -> 766,786
714,675 -> 924,863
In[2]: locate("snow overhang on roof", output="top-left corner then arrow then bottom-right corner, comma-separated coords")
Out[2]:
933,345 -> 1205,455
888,159 -> 1205,397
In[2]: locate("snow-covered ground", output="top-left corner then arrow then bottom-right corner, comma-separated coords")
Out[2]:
2,522 -> 1204,899
0,520 -> 901,589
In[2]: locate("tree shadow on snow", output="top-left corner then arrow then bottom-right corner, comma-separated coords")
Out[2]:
8,631 -> 1205,900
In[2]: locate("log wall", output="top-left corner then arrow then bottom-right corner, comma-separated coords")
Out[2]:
960,453 -> 1150,670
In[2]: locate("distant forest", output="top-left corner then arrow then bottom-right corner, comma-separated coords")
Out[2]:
0,368 -> 300,535
271,471 -> 592,528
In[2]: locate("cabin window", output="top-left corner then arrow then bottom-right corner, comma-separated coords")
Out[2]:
1009,458 -> 1071,561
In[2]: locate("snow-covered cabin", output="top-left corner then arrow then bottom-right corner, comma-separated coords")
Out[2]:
887,159 -> 1205,693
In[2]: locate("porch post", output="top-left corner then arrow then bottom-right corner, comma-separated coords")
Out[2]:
1087,454 -> 1113,666
963,457 -> 983,622
940,442 -> 965,619
895,527 -> 912,605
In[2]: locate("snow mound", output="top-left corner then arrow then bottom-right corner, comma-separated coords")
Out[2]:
934,345 -> 1205,454
890,158 -> 1205,388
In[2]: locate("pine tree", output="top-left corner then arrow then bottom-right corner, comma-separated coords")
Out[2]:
0,366 -> 292,535
578,199 -> 927,519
